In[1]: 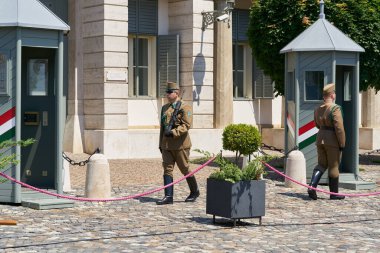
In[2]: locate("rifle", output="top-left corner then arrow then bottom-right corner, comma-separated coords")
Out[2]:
164,101 -> 182,137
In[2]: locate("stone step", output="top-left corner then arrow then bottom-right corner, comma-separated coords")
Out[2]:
22,190 -> 58,200
21,199 -> 75,210
339,180 -> 377,190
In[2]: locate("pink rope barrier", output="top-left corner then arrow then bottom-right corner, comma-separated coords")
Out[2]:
262,161 -> 380,197
0,156 -> 216,202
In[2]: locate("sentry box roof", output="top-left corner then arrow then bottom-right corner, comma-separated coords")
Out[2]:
0,0 -> 70,32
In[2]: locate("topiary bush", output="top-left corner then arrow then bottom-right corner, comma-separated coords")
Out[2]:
222,124 -> 262,163
209,154 -> 268,183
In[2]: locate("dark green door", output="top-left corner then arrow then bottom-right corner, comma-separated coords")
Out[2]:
336,65 -> 355,174
21,47 -> 56,188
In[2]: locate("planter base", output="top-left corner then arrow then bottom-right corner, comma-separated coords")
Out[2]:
212,215 -> 262,227
206,179 -> 266,227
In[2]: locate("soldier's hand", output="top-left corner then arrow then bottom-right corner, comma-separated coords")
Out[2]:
164,130 -> 173,137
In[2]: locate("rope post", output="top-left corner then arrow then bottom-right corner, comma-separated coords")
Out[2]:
85,153 -> 111,199
285,150 -> 306,189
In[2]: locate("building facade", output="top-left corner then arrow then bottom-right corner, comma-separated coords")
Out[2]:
41,0 -> 380,159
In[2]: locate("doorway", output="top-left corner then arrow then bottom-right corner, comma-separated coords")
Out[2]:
335,65 -> 355,173
21,47 -> 56,188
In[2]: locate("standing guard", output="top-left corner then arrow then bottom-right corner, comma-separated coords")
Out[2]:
308,83 -> 346,200
156,82 -> 200,205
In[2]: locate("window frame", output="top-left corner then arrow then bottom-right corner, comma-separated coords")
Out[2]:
233,43 -> 252,100
0,50 -> 10,96
304,70 -> 325,102
128,35 -> 157,98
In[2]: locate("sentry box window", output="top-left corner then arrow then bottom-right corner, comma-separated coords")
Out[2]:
305,71 -> 324,101
0,50 -> 10,96
28,59 -> 48,96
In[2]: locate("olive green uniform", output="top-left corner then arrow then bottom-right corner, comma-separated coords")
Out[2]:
314,102 -> 346,178
159,100 -> 192,178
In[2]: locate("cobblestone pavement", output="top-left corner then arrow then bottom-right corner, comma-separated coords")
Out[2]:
0,151 -> 379,252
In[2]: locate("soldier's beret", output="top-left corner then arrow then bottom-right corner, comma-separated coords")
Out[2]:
323,83 -> 335,95
167,82 -> 179,91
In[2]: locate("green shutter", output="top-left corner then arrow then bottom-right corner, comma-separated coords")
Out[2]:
232,10 -> 249,42
128,0 -> 137,34
157,35 -> 179,97
129,0 -> 157,35
253,58 -> 274,99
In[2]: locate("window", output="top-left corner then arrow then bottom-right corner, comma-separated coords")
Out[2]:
0,50 -> 10,96
128,0 -> 158,97
128,35 -> 156,97
287,72 -> 295,101
233,44 -> 245,98
305,71 -> 324,101
232,10 -> 251,99
232,9 -> 273,99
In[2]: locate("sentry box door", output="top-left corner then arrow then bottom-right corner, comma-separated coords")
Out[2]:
335,65 -> 356,174
21,47 -> 56,188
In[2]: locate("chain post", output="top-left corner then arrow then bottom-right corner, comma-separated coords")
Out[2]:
62,148 -> 100,167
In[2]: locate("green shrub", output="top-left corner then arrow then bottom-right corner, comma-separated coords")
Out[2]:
209,154 -> 267,183
222,124 -> 261,163
0,139 -> 34,183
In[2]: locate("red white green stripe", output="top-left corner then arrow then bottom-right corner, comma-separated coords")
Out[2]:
298,120 -> 318,149
0,107 -> 16,143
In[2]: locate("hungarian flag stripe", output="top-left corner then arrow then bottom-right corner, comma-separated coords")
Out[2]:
0,107 -> 15,126
0,128 -> 15,143
0,107 -> 16,142
299,119 -> 318,150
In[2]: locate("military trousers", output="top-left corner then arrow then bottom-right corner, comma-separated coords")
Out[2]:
162,149 -> 191,178
316,144 -> 341,179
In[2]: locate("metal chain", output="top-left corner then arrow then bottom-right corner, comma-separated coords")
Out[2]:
261,143 -> 299,157
62,148 -> 100,166
359,148 -> 380,157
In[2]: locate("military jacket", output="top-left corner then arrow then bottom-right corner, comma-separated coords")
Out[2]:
314,102 -> 345,148
159,100 -> 192,150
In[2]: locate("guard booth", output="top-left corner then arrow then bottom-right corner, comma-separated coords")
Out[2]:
0,0 -> 70,205
280,2 -> 374,189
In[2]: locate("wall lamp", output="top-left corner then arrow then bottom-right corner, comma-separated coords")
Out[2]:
201,0 -> 235,31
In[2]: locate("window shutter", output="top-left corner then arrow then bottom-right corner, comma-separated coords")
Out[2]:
128,0 -> 157,35
157,35 -> 179,97
253,59 -> 274,98
232,10 -> 249,42
237,10 -> 249,42
139,0 -> 158,35
128,0 -> 137,34
232,11 -> 238,41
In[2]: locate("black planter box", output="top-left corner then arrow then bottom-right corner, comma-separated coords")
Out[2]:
206,178 -> 266,225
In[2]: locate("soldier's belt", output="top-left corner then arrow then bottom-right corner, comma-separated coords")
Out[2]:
320,126 -> 335,131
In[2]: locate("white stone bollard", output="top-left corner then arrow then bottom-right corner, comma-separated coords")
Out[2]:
63,159 -> 74,192
85,153 -> 111,198
285,150 -> 306,189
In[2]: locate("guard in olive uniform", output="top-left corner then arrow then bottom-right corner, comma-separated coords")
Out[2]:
156,82 -> 200,205
308,83 -> 346,200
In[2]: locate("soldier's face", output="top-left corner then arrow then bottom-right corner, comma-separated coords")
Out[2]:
166,90 -> 179,102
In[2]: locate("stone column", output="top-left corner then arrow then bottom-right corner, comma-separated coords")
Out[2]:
169,0 -> 215,129
360,88 -> 380,149
81,1 -> 129,155
214,0 -> 233,128
64,0 -> 84,153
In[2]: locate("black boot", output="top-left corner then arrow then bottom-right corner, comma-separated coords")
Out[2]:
185,176 -> 200,202
329,177 -> 345,200
156,175 -> 174,205
308,167 -> 324,200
